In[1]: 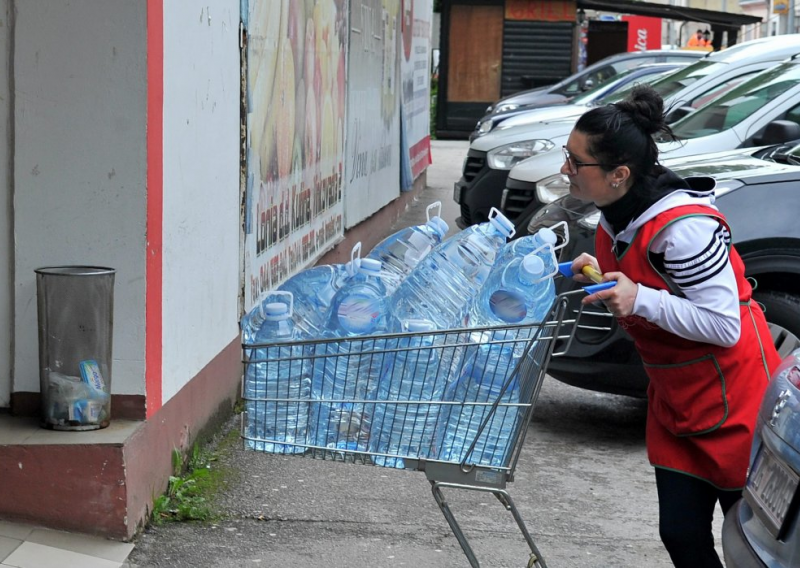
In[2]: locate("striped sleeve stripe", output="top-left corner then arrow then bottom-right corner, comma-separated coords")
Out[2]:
664,227 -> 730,288
665,225 -> 730,266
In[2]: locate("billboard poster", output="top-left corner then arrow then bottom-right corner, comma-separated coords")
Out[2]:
400,0 -> 432,183
344,0 -> 402,227
243,0 -> 347,311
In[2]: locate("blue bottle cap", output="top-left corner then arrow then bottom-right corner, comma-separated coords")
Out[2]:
359,258 -> 382,275
488,208 -> 516,238
403,319 -> 436,333
428,216 -> 449,239
536,227 -> 557,246
264,302 -> 290,320
521,255 -> 545,278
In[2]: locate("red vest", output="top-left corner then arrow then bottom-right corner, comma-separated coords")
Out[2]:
595,204 -> 780,488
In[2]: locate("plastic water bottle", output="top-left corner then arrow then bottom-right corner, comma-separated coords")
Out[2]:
469,254 -> 555,328
277,264 -> 350,338
437,255 -> 556,466
496,225 -> 562,278
391,207 -> 516,329
244,293 -> 311,454
310,255 -> 394,453
366,202 -> 449,294
369,319 -> 447,468
277,242 -> 364,338
435,341 -> 523,467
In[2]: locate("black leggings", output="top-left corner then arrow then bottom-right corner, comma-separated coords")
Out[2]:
655,468 -> 741,568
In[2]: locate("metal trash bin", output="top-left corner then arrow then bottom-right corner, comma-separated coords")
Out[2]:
35,266 -> 115,431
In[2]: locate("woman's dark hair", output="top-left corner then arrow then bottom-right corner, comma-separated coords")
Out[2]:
574,85 -> 676,184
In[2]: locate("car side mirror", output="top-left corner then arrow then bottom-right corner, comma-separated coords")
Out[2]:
666,106 -> 695,123
752,120 -> 800,147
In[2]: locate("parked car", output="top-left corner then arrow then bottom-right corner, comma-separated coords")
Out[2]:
722,348 -> 800,567
522,142 -> 800,397
470,63 -> 689,142
484,49 -> 704,117
504,51 -> 800,225
453,34 -> 800,229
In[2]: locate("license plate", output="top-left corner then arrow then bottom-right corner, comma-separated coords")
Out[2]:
745,445 -> 800,537
453,183 -> 461,204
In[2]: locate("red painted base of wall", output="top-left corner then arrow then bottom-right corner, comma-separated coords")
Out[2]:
0,337 -> 242,541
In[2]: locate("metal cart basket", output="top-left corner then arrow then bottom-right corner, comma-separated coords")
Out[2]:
241,290 -> 582,568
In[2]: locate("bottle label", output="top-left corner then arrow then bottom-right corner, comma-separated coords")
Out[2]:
489,290 -> 526,323
337,295 -> 380,335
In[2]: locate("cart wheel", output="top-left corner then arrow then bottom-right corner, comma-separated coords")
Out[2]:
527,553 -> 545,568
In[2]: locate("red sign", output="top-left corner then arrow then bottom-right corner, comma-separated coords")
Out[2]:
506,0 -> 576,22
621,16 -> 662,52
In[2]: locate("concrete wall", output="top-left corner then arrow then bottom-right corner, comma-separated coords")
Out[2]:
12,1 -> 148,396
0,0 -> 10,407
160,1 -> 241,404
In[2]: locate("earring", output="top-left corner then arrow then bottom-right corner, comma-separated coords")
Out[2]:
611,182 -> 619,189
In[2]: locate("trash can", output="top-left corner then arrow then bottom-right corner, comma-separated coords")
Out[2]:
35,266 -> 115,431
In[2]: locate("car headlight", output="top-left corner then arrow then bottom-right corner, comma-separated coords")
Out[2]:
495,103 -> 518,114
578,210 -> 601,230
476,118 -> 494,136
535,173 -> 571,204
487,140 -> 555,170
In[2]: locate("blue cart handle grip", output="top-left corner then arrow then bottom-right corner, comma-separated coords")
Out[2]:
558,262 -> 617,294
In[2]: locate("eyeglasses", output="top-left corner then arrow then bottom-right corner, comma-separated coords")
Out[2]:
562,146 -> 618,175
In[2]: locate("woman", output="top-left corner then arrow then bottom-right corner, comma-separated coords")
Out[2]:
565,85 -> 780,567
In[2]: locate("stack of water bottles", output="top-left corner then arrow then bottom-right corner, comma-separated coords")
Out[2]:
240,202 -> 564,470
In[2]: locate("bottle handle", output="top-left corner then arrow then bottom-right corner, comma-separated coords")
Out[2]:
489,207 -> 516,239
426,201 -> 442,222
547,220 -> 570,251
531,243 -> 558,282
348,241 -> 362,277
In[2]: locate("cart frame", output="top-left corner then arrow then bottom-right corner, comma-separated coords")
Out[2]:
241,290 -> 585,567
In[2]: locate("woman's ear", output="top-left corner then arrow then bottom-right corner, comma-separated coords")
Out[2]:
610,165 -> 631,188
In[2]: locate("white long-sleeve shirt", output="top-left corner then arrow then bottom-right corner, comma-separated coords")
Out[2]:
600,190 -> 741,347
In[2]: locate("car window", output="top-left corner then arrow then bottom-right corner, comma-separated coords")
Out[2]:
587,68 -> 680,104
602,60 -> 724,104
611,57 -> 656,73
562,65 -> 616,95
671,63 -> 800,139
687,71 -> 761,109
665,54 -> 699,63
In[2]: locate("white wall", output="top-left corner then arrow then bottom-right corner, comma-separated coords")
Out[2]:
0,0 -> 10,407
13,0 -> 148,395
161,1 -> 241,404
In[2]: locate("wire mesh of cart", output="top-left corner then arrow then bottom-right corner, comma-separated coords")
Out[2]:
241,290 -> 583,568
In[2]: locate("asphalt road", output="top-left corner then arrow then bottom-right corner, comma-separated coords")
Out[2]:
126,140 -> 727,567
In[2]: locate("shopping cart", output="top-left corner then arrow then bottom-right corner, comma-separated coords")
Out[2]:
241,290 -> 583,568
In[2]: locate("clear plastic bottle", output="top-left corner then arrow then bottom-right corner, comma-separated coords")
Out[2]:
438,254 -> 557,467
469,254 -> 555,328
309,257 -> 393,453
276,242 -> 363,339
390,207 -> 516,329
496,226 -> 561,278
277,264 -> 350,338
369,319 -> 446,468
435,345 -> 522,467
366,202 -> 449,295
244,295 -> 311,454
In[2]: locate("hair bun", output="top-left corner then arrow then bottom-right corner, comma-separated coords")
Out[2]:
615,85 -> 665,136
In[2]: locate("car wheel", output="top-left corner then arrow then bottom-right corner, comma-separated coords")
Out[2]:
753,290 -> 800,358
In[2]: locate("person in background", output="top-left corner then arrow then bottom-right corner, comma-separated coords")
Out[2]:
703,29 -> 712,47
562,85 -> 781,567
687,28 -> 708,47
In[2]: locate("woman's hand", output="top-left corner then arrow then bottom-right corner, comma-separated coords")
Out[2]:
582,271 -> 638,317
570,253 -> 601,284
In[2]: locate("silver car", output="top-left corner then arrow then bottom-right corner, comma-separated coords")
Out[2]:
723,349 -> 800,567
